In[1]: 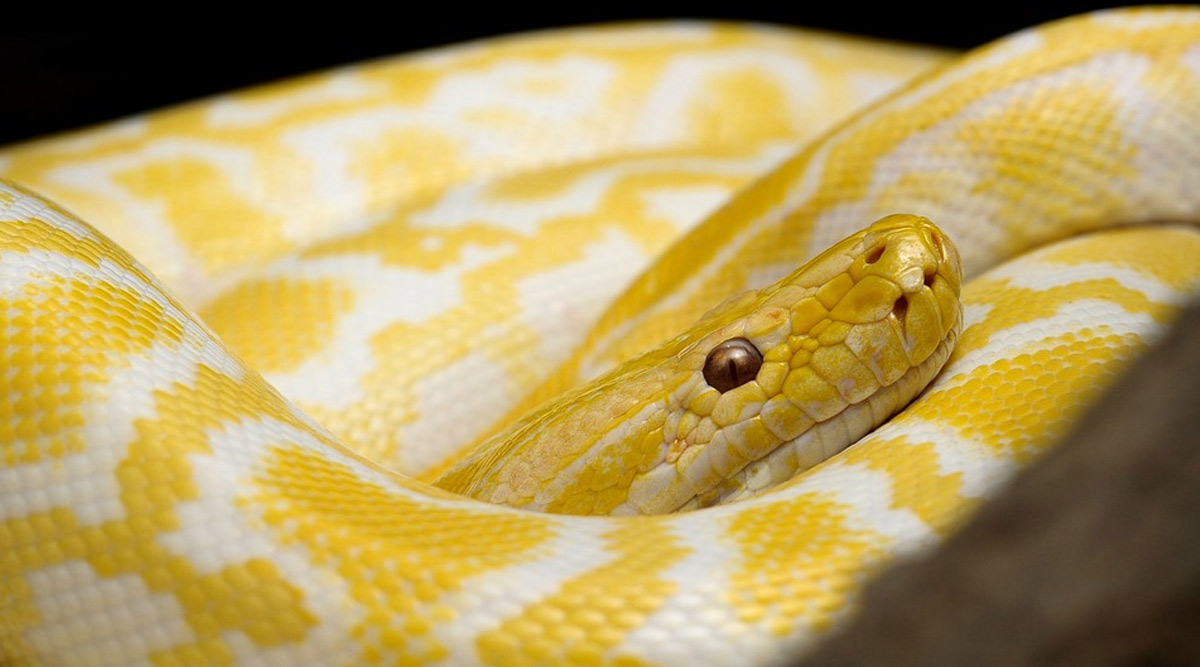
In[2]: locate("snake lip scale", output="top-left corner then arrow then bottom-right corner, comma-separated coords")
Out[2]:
3,6 -> 1200,666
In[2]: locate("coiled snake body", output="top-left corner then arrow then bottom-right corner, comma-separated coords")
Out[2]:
4,8 -> 1200,666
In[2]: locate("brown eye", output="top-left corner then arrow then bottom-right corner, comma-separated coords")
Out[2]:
703,337 -> 763,393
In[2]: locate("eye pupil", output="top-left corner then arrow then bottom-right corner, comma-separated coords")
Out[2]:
703,338 -> 764,393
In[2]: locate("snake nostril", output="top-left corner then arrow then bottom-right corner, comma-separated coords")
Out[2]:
864,244 -> 885,265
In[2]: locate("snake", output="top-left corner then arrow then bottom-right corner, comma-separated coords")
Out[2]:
4,6 -> 1200,666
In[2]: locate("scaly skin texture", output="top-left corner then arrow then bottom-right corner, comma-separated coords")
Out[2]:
0,25 -> 947,478
3,8 -> 1200,667
436,215 -> 963,515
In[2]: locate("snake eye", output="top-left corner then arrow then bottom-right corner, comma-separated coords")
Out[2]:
703,337 -> 763,393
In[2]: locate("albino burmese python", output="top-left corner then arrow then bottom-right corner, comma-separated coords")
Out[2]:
4,7 -> 1200,666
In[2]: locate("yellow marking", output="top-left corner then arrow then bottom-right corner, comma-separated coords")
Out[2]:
2,364 -> 338,665
115,158 -> 290,271
724,492 -> 887,636
476,520 -> 689,666
844,437 -> 969,532
308,215 -> 518,270
916,329 -> 1142,461
0,271 -> 182,465
690,69 -> 796,142
352,127 -> 470,198
956,278 -> 1166,357
203,277 -> 357,375
1036,226 -> 1200,289
252,446 -> 554,665
952,84 -> 1136,243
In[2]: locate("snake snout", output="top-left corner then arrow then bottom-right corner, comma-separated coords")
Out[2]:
867,217 -> 962,366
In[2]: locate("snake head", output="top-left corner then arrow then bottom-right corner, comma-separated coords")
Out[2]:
436,214 -> 962,515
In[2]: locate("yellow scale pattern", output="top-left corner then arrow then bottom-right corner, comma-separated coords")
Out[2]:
549,13 -> 1200,388
3,8 -> 1200,667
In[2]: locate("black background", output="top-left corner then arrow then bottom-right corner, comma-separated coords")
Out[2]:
1,4 -> 1164,147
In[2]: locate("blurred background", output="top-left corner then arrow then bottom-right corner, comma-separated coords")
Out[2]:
1,4 -> 1155,147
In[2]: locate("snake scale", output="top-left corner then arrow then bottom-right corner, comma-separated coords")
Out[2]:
4,7 -> 1200,666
